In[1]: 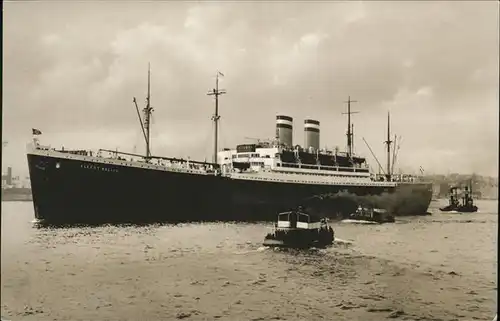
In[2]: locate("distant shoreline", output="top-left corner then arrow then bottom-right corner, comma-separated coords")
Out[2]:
432,197 -> 497,201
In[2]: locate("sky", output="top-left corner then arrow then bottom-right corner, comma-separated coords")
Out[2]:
2,1 -> 499,177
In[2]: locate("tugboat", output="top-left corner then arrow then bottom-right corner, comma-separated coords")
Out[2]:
440,183 -> 478,213
342,205 -> 395,224
263,207 -> 335,249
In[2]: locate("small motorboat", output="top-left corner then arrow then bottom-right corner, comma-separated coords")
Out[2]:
263,208 -> 335,249
343,206 -> 395,224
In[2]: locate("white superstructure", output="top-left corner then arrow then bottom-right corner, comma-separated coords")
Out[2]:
217,145 -> 405,187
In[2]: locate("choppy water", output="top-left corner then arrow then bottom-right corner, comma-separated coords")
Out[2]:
1,199 -> 497,321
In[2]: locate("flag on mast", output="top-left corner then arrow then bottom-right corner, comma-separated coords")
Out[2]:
32,128 -> 42,135
217,71 -> 224,77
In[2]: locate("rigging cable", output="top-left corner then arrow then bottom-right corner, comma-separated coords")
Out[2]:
207,120 -> 215,162
219,116 -> 228,153
149,110 -> 156,156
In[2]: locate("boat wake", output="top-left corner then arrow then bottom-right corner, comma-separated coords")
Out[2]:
442,210 -> 482,214
431,219 -> 487,224
234,249 -> 265,255
334,237 -> 352,243
340,219 -> 379,225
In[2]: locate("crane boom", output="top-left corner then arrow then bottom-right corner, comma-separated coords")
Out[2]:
362,137 -> 386,175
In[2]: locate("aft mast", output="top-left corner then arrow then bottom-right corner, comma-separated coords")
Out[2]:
384,111 -> 393,181
341,96 -> 359,158
207,71 -> 226,164
351,124 -> 354,154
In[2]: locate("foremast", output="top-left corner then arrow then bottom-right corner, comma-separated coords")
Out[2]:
132,63 -> 154,162
143,63 -> 153,159
207,71 -> 226,164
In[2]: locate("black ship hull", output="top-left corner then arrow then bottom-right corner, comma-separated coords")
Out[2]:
263,229 -> 335,249
28,152 -> 432,224
27,153 -> 230,224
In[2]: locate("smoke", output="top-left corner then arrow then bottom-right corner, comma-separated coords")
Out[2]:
304,184 -> 432,217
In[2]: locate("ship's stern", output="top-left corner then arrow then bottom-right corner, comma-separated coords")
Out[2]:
393,182 -> 433,215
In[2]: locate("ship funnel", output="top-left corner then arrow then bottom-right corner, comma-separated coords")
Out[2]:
276,115 -> 293,147
304,119 -> 320,151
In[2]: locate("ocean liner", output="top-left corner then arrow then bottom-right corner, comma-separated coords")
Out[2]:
27,69 -> 432,224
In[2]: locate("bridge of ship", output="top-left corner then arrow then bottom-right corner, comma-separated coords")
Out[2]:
276,211 -> 323,229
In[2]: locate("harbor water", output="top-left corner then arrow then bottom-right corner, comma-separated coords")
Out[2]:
1,199 -> 497,320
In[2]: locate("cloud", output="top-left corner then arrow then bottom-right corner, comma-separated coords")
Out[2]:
2,1 -> 498,177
